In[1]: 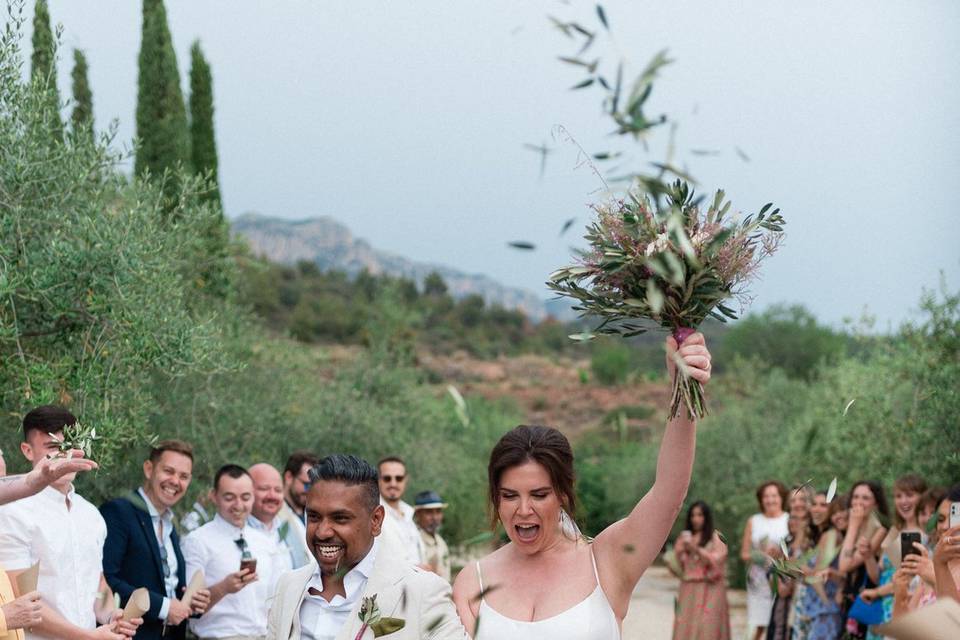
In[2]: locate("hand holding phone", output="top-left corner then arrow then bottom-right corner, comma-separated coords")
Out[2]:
900,531 -> 922,563
950,502 -> 960,530
239,557 -> 257,574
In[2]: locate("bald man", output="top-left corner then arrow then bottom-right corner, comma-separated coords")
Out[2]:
247,463 -> 311,574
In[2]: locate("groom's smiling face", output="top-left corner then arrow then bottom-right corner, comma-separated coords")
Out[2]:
305,479 -> 384,576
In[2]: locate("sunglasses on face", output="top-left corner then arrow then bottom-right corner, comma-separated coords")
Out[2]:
381,475 -> 405,483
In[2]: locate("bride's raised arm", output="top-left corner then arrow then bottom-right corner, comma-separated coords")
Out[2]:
593,332 -> 711,617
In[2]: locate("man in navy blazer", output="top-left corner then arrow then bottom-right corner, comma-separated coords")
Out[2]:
101,440 -> 210,639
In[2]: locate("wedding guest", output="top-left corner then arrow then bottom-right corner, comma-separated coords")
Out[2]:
671,501 -> 730,640
931,484 -> 960,604
413,490 -> 451,582
282,451 -> 318,523
182,465 -> 275,640
793,491 -> 844,640
839,480 -> 889,640
266,454 -> 466,639
767,512 -> 805,640
784,486 -> 814,639
452,333 -> 711,638
860,474 -> 926,639
0,439 -> 98,638
889,485 -> 947,616
0,405 -> 141,639
279,451 -> 317,568
740,480 -> 789,640
101,440 -> 211,640
248,463 -> 305,575
378,456 -> 424,566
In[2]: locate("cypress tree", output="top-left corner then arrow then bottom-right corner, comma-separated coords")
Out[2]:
31,0 -> 62,142
70,49 -> 94,142
134,0 -> 189,195
188,41 -> 221,208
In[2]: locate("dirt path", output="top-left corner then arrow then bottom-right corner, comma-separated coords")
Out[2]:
622,566 -> 747,640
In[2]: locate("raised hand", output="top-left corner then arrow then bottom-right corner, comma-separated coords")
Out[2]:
665,332 -> 711,386
901,542 -> 935,585
29,449 -> 97,487
934,525 -> 960,566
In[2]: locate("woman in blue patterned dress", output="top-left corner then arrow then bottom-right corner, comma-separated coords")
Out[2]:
793,491 -> 845,640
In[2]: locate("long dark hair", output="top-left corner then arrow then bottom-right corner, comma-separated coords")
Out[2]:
849,479 -> 891,521
685,500 -> 715,547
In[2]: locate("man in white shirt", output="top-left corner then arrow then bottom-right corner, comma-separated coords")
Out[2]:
377,456 -> 424,567
265,454 -> 465,640
0,405 -> 140,640
247,463 -> 307,577
182,465 -> 275,640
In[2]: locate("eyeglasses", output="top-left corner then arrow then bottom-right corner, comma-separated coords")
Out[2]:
381,475 -> 405,483
234,536 -> 249,553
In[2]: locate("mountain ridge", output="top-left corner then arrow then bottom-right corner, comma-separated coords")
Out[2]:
231,213 -> 573,321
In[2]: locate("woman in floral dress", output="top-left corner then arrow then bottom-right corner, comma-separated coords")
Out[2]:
672,501 -> 730,640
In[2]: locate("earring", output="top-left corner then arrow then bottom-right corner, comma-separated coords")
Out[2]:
559,508 -> 582,541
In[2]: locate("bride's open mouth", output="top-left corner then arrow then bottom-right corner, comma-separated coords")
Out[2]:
514,524 -> 540,542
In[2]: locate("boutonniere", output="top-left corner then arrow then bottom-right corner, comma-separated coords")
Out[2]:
278,520 -> 290,543
356,595 -> 405,639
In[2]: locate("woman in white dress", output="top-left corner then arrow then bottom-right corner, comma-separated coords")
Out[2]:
740,481 -> 790,640
452,333 -> 712,639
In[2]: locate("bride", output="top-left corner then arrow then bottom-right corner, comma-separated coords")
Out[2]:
453,332 -> 712,638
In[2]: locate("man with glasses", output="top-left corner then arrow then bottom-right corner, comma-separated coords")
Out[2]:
101,440 -> 211,640
279,452 -> 317,566
377,456 -> 424,567
182,465 -> 275,640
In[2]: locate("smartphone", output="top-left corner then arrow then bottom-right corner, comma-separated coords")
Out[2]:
900,531 -> 922,560
950,502 -> 960,529
239,558 -> 257,574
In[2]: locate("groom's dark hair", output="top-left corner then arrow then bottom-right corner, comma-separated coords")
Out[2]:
309,454 -> 380,511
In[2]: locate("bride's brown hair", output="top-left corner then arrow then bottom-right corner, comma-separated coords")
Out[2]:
488,425 -> 576,528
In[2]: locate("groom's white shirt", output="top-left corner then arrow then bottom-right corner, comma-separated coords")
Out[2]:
266,532 -> 466,640
299,538 -> 379,639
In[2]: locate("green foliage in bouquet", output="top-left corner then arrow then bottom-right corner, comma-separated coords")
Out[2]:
549,182 -> 785,337
549,181 -> 785,418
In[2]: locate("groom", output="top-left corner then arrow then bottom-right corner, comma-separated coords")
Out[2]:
266,454 -> 465,640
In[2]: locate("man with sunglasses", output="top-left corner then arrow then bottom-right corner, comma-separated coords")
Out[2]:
278,452 -> 318,570
182,465 -> 275,640
101,440 -> 211,640
377,456 -> 424,567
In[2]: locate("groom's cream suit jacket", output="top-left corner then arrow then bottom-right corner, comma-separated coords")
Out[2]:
265,533 -> 467,640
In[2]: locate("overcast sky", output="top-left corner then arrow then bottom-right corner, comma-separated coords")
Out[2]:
27,1 -> 960,331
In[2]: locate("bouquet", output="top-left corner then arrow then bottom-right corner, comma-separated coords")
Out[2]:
548,181 -> 785,420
